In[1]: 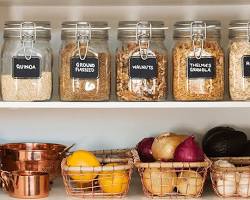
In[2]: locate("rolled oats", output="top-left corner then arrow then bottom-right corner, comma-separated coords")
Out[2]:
229,20 -> 250,100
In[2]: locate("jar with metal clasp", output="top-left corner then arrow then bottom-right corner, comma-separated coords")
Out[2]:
116,21 -> 168,101
59,21 -> 111,101
1,21 -> 52,101
173,20 -> 224,101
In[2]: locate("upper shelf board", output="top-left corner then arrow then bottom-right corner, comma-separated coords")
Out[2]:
0,0 -> 250,6
1,101 -> 250,109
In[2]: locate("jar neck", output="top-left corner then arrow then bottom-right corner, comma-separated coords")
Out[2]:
119,37 -> 164,42
174,37 -> 220,41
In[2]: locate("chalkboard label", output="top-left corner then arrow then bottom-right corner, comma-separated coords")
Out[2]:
242,56 -> 250,77
70,57 -> 99,79
187,57 -> 215,79
129,56 -> 157,79
12,56 -> 40,78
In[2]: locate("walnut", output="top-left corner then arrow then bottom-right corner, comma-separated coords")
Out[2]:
173,39 -> 224,101
116,42 -> 167,101
229,41 -> 250,100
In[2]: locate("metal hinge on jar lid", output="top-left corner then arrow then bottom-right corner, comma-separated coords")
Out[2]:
19,22 -> 37,60
190,21 -> 207,59
136,22 -> 152,60
75,23 -> 92,61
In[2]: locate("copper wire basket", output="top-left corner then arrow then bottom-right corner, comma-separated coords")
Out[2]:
132,149 -> 211,198
61,149 -> 133,198
210,157 -> 250,198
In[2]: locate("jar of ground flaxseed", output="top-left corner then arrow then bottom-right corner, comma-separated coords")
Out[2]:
229,20 -> 250,101
116,21 -> 168,101
59,21 -> 111,101
1,21 -> 52,101
173,21 -> 224,101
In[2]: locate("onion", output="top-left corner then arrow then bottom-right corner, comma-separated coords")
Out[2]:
151,132 -> 187,161
174,136 -> 205,162
136,137 -> 155,162
143,168 -> 177,196
177,170 -> 203,196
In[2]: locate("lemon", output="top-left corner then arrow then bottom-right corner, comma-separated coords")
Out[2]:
66,150 -> 100,183
98,163 -> 129,194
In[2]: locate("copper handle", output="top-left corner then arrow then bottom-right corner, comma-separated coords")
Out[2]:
0,170 -> 11,192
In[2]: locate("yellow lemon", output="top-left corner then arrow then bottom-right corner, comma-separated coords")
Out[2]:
66,150 -> 100,183
98,163 -> 129,194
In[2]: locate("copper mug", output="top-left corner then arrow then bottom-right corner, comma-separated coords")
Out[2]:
0,171 -> 49,199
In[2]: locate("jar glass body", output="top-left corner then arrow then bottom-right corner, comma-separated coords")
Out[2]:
1,38 -> 53,101
173,38 -> 224,101
229,38 -> 250,100
116,38 -> 167,101
59,38 -> 111,101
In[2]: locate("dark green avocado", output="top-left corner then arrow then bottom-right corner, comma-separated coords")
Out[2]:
202,127 -> 247,157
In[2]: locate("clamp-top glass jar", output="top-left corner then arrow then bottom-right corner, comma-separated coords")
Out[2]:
173,21 -> 224,101
116,21 -> 168,101
59,21 -> 111,101
229,20 -> 250,100
1,21 -> 52,101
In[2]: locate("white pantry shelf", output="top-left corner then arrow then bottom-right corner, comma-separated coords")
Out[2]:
0,101 -> 250,109
0,0 -> 250,6
0,177 -> 234,200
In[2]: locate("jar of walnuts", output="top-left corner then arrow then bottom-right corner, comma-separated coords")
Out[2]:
173,21 -> 224,101
116,21 -> 168,101
229,20 -> 250,101
60,22 -> 111,101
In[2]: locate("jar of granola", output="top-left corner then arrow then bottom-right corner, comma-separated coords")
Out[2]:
229,20 -> 250,100
116,21 -> 168,101
60,21 -> 111,101
173,21 -> 224,101
1,21 -> 52,101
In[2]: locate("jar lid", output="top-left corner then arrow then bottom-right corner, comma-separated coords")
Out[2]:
4,21 -> 51,39
174,20 -> 221,39
61,21 -> 110,40
118,21 -> 167,39
229,20 -> 250,39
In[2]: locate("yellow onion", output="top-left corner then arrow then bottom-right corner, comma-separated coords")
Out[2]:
152,132 -> 187,161
177,170 -> 203,196
143,168 -> 177,196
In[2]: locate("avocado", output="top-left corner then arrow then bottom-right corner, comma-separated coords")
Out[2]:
202,127 -> 247,157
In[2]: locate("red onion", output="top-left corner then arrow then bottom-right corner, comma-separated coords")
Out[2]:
137,137 -> 155,162
174,136 -> 205,162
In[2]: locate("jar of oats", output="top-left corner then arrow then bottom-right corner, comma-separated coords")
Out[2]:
173,21 -> 224,101
229,20 -> 250,100
1,21 -> 52,101
116,21 -> 168,101
60,21 -> 111,101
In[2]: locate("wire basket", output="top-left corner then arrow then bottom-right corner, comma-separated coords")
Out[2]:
132,149 -> 211,198
210,157 -> 250,198
61,149 -> 133,198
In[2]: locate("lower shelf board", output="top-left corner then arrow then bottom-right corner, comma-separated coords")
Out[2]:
0,101 -> 250,109
0,177 -> 245,200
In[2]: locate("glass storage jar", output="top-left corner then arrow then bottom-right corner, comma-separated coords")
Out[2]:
1,21 -> 52,101
116,21 -> 168,101
60,21 -> 111,101
173,21 -> 224,101
229,20 -> 250,101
